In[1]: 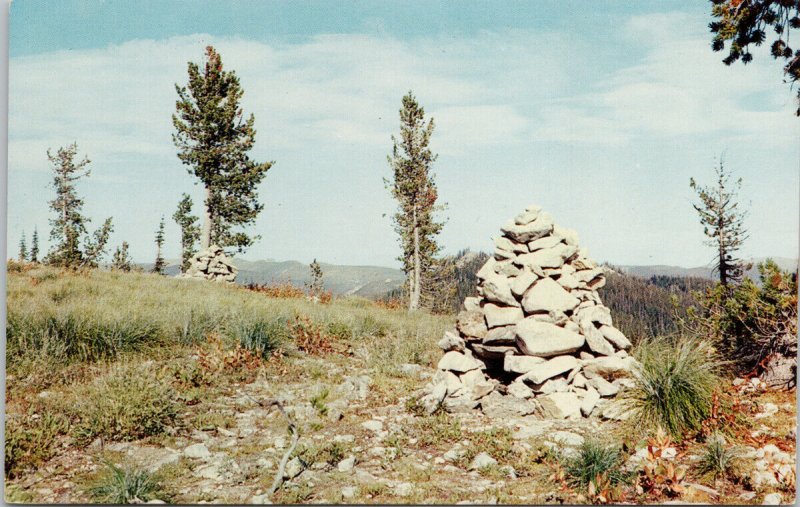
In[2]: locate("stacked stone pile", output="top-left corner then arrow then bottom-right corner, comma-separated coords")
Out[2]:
180,245 -> 238,283
422,204 -> 639,419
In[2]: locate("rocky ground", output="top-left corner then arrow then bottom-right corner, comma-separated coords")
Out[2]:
6,345 -> 796,505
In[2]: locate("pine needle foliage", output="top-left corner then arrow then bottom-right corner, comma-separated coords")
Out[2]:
709,0 -> 800,114
111,241 -> 134,272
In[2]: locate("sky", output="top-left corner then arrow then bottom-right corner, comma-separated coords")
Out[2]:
7,0 -> 799,269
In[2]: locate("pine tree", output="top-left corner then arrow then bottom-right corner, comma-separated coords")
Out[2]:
44,143 -> 112,268
173,46 -> 273,254
307,258 -> 324,297
152,217 -> 166,275
173,193 -> 200,273
30,227 -> 39,263
45,143 -> 90,267
386,91 -> 445,311
690,159 -> 749,287
111,241 -> 133,272
18,232 -> 27,262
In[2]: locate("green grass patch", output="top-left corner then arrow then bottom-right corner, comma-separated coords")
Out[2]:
695,433 -> 745,481
564,439 -> 631,490
85,460 -> 165,504
67,363 -> 177,444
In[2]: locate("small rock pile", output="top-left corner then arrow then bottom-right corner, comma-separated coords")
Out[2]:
180,245 -> 238,283
423,204 -> 638,419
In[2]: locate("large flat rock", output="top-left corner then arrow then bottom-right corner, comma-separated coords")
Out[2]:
521,355 -> 578,384
516,319 -> 585,357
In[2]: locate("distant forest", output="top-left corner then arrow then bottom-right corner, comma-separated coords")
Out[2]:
601,271 -> 712,343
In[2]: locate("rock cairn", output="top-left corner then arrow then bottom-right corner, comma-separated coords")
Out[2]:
423,204 -> 638,420
180,245 -> 238,283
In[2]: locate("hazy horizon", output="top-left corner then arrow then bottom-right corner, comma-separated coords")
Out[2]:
7,1 -> 799,269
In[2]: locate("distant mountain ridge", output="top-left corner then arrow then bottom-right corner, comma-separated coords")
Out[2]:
156,258 -> 404,299
617,257 -> 797,281
146,256 -> 796,299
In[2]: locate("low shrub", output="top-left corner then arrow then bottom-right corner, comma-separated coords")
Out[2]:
86,460 -> 164,504
69,364 -> 177,444
246,281 -> 305,299
233,317 -> 288,358
627,337 -> 723,439
564,439 -> 631,490
290,315 -> 336,355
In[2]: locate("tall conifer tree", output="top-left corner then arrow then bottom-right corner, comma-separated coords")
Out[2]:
173,46 -> 273,254
18,232 -> 27,262
30,227 -> 39,263
386,91 -> 444,311
152,217 -> 166,275
45,143 -> 90,266
690,160 -> 749,286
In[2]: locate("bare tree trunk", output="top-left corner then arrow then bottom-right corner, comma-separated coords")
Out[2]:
201,185 -> 212,250
410,208 -> 421,311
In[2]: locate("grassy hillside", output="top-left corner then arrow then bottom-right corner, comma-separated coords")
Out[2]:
7,266 -> 447,379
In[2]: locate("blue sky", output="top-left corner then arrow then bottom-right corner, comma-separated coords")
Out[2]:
7,1 -> 799,268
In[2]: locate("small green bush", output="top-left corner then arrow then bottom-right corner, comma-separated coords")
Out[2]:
87,460 -> 163,504
233,317 -> 288,358
310,388 -> 330,417
628,337 -> 722,439
70,364 -> 177,443
696,433 -> 744,480
564,440 -> 631,489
